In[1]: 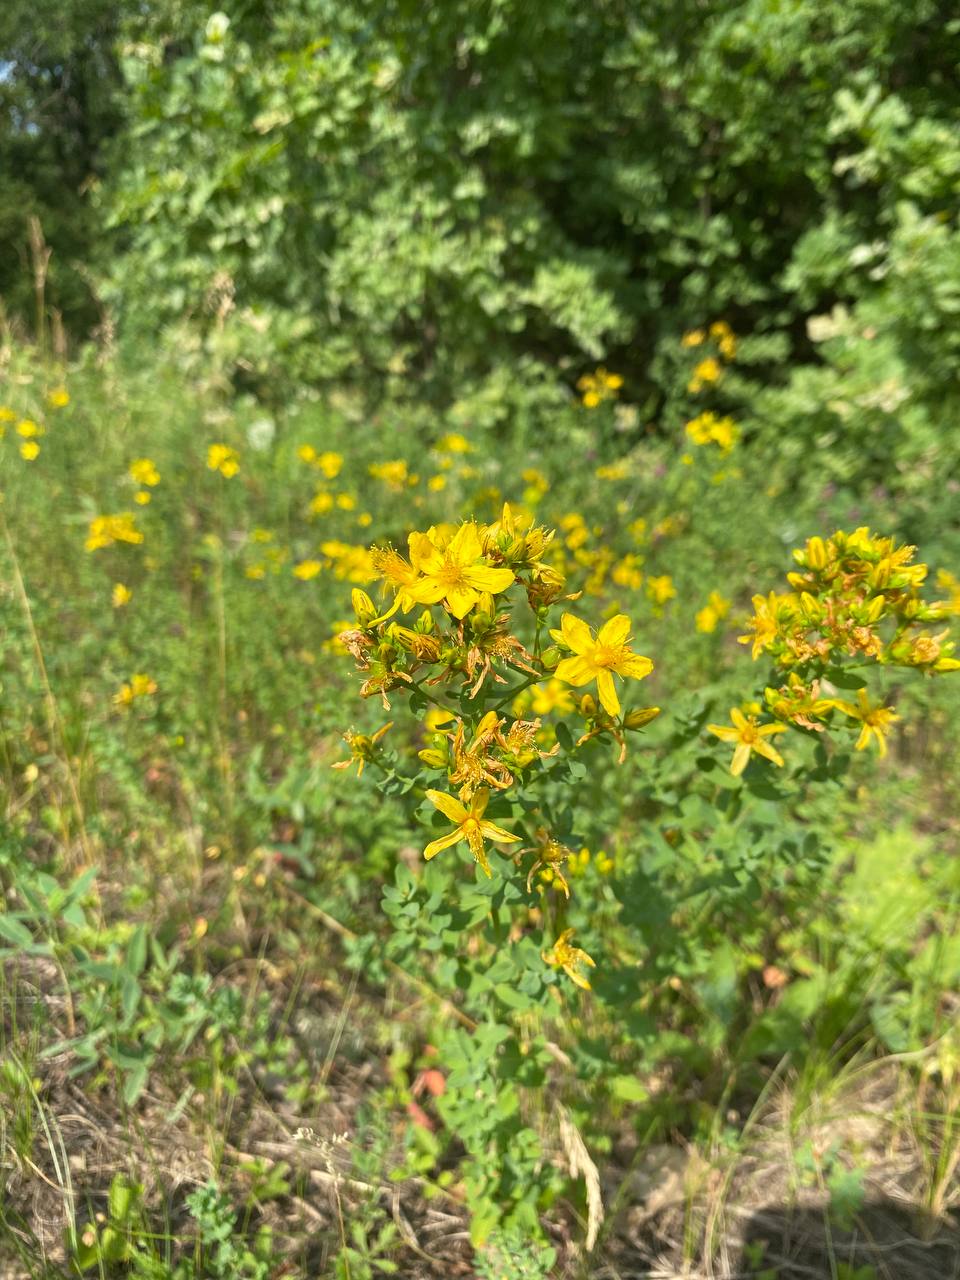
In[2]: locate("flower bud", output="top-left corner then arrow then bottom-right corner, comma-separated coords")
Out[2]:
806,536 -> 827,570
624,706 -> 661,729
418,747 -> 448,769
579,693 -> 597,718
351,589 -> 376,626
800,592 -> 821,620
540,646 -> 561,670
391,625 -> 421,652
413,633 -> 441,661
865,593 -> 886,623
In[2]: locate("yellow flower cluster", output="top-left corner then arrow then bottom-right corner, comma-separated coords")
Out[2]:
335,508 -> 659,988
715,529 -> 960,769
207,443 -> 240,478
2,411 -> 47,459
369,460 -> 416,491
129,457 -> 161,504
684,320 -> 738,391
743,529 -> 958,674
685,412 -> 739,454
576,366 -> 623,409
695,591 -> 731,634
297,445 -> 343,478
86,513 -> 145,552
114,673 -> 157,707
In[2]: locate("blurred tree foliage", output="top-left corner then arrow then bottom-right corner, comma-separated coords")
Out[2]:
99,1 -> 960,415
5,0 -> 960,490
0,0 -> 122,335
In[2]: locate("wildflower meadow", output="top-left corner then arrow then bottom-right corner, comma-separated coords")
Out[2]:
2,4 -> 960,1278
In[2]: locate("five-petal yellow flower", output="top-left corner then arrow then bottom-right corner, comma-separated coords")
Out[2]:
423,787 -> 519,876
550,613 -> 653,717
828,689 -> 898,757
408,522 -> 515,620
708,708 -> 787,775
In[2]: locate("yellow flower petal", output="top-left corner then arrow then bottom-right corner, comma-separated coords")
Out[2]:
464,564 -> 515,594
554,655 -> 596,686
445,584 -> 479,619
424,830 -> 465,860
707,724 -> 739,742
616,653 -> 653,680
753,739 -> 785,767
597,614 -> 631,646
596,669 -> 620,717
731,742 -> 752,776
559,613 -> 593,655
426,789 -> 469,823
479,820 -> 521,844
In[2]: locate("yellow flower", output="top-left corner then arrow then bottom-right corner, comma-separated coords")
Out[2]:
525,829 -> 574,898
681,329 -> 705,347
423,787 -> 520,877
596,461 -> 629,482
708,708 -> 787,776
129,458 -> 160,486
17,419 -> 42,438
646,574 -> 676,607
542,928 -> 596,990
710,320 -> 738,360
435,432 -> 472,454
936,569 -> 960,616
331,722 -> 393,777
577,366 -> 623,408
427,474 -> 447,491
829,689 -> 899,757
550,613 -> 653,717
20,441 -> 40,461
739,591 -> 794,659
207,443 -> 240,477
688,357 -> 722,392
0,406 -> 16,423
134,490 -> 151,505
685,412 -> 739,453
369,460 -> 409,491
611,554 -> 643,591
114,673 -> 157,707
246,564 -> 266,579
47,387 -> 70,408
318,451 -> 343,479
112,583 -> 132,608
336,493 -> 356,510
695,591 -> 731,634
85,513 -> 144,551
293,560 -> 322,580
310,491 -> 334,516
408,521 -> 515,620
530,679 -> 576,716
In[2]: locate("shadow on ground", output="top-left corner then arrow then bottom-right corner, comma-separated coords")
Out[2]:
736,1199 -> 960,1280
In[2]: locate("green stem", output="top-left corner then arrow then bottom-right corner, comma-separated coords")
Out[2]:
408,677 -> 456,714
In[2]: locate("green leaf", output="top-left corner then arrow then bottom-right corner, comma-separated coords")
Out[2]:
609,1074 -> 649,1102
0,916 -> 34,948
125,925 -> 148,977
122,1060 -> 149,1106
